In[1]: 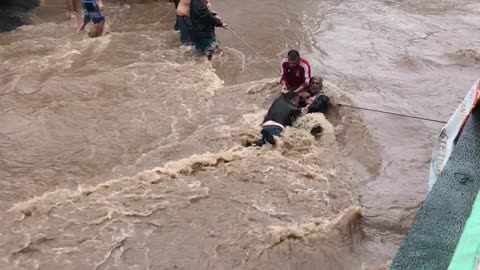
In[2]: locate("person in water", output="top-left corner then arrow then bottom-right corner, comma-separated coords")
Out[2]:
190,0 -> 229,60
255,91 -> 302,147
300,76 -> 331,114
76,0 -> 105,37
176,0 -> 194,45
175,0 -> 212,45
280,50 -> 311,95
65,0 -> 79,14
172,0 -> 180,30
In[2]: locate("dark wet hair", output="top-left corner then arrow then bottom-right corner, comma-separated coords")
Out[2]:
287,50 -> 300,60
283,91 -> 299,102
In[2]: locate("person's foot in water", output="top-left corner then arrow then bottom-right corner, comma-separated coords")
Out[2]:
261,129 -> 276,145
255,138 -> 266,147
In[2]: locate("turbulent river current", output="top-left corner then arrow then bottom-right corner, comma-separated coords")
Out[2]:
0,0 -> 479,269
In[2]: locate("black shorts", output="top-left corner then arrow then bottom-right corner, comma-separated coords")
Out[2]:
255,125 -> 284,146
176,16 -> 193,44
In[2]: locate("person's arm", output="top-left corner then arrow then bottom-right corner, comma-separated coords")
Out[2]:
288,108 -> 301,126
192,0 -> 224,27
279,60 -> 288,92
301,102 -> 311,115
294,60 -> 311,93
293,84 -> 306,93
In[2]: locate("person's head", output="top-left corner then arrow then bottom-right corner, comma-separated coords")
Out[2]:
287,50 -> 300,68
309,76 -> 323,92
283,91 -> 300,106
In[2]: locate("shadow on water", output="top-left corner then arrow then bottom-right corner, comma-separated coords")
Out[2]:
0,0 -> 40,32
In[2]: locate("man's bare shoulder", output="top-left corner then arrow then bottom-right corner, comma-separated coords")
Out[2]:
177,0 -> 191,15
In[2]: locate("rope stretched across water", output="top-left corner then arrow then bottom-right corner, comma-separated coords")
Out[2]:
228,28 -> 448,125
229,28 -> 280,77
334,103 -> 447,124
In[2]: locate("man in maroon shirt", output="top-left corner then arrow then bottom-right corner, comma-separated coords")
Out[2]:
280,50 -> 311,95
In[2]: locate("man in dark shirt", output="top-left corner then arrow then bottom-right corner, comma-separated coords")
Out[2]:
190,0 -> 229,60
256,92 -> 301,147
301,76 -> 331,114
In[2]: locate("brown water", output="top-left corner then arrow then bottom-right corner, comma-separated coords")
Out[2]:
0,0 -> 479,269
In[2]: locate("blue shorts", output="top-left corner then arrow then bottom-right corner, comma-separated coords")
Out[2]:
176,16 -> 192,44
82,1 -> 105,24
83,12 -> 105,24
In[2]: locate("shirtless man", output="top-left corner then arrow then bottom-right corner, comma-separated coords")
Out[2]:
176,0 -> 194,45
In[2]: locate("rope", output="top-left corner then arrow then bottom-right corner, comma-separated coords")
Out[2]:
334,103 -> 447,124
228,28 -> 447,124
229,28 -> 280,77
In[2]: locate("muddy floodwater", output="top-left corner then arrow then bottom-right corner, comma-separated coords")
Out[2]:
0,0 -> 479,269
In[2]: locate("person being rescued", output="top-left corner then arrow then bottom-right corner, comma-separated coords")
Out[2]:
190,0 -> 229,60
255,77 -> 331,147
300,76 -> 331,115
255,91 -> 302,147
280,50 -> 311,95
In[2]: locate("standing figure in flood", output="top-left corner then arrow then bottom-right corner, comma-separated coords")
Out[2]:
176,0 -> 194,45
76,0 -> 105,37
190,0 -> 229,60
65,0 -> 79,14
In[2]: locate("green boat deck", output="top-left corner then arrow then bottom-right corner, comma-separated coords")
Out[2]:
390,107 -> 480,270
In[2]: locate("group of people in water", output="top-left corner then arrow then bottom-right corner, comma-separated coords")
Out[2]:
65,0 -> 330,146
173,0 -> 229,60
257,50 -> 330,147
69,0 -> 229,57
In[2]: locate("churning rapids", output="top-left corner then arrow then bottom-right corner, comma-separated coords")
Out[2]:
0,0 -> 478,269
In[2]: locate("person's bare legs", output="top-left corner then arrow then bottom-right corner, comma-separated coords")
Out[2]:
65,0 -> 74,12
72,0 -> 79,12
76,21 -> 86,33
94,20 -> 105,37
298,91 -> 310,99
